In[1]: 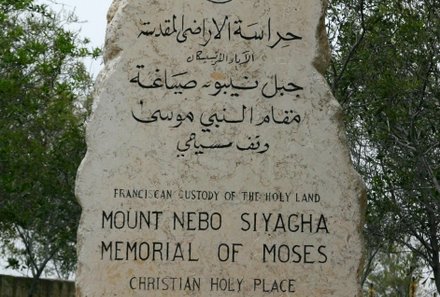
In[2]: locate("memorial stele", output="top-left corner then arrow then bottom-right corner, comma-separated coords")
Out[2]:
75,0 -> 366,296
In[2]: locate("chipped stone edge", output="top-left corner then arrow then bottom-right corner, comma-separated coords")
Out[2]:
314,1 -> 367,295
104,0 -> 127,64
75,0 -> 129,199
75,2 -> 129,296
313,0 -> 331,75
87,0 -> 129,115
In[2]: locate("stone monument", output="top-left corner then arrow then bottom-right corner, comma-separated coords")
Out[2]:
75,0 -> 365,296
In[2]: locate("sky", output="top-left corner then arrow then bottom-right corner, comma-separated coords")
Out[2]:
48,0 -> 114,76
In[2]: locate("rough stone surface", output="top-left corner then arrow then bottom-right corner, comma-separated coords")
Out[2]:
75,0 -> 365,296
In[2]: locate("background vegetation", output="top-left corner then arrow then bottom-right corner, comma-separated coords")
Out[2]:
327,0 -> 439,295
0,0 -> 98,296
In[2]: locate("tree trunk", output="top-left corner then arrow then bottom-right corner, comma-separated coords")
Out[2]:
27,249 -> 58,297
433,254 -> 440,295
368,283 -> 375,297
427,207 -> 440,294
27,277 -> 39,297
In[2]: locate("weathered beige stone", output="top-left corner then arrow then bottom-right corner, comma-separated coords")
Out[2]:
76,0 -> 365,296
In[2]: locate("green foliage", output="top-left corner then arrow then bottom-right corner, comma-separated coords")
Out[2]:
0,0 -> 97,284
327,0 -> 440,293
364,245 -> 423,297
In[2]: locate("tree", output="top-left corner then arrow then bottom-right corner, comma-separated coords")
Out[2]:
326,0 -> 439,293
0,0 -> 98,295
364,244 -> 423,297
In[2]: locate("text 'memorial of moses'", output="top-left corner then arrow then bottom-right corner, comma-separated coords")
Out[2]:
75,0 -> 365,296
